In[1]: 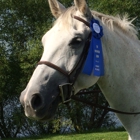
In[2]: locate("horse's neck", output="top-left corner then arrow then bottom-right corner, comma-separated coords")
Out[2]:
97,30 -> 140,138
97,29 -> 140,110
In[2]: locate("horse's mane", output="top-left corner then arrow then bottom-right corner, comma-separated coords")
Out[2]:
91,10 -> 138,39
55,6 -> 138,39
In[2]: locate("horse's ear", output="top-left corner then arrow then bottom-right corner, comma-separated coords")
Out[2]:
74,0 -> 92,18
48,0 -> 66,18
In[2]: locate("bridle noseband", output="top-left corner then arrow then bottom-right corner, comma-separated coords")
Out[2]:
37,16 -> 140,115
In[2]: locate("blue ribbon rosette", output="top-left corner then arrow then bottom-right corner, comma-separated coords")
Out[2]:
82,18 -> 104,76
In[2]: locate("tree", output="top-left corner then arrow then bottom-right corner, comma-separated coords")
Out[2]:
0,0 -> 51,138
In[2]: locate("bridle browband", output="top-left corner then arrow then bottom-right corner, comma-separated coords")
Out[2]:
38,16 -> 140,115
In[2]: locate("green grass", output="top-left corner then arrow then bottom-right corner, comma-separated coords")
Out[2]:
4,131 -> 128,140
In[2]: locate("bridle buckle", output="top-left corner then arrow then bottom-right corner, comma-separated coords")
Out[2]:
59,83 -> 74,103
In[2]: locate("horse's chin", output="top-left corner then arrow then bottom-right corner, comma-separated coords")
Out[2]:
40,99 -> 60,121
27,95 -> 61,121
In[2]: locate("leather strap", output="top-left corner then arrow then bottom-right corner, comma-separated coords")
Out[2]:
74,16 -> 90,27
71,95 -> 140,115
38,61 -> 68,76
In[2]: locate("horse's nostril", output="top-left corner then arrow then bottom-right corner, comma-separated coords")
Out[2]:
31,94 -> 43,111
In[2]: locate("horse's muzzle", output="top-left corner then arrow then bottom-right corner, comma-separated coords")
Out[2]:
20,90 -> 60,120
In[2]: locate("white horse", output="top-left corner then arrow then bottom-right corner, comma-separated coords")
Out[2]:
20,0 -> 140,139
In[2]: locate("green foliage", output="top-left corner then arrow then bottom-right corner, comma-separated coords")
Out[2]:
0,0 -> 50,138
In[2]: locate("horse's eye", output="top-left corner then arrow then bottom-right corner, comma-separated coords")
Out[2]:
69,37 -> 83,46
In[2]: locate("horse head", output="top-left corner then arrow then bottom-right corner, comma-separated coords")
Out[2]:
20,0 -> 99,121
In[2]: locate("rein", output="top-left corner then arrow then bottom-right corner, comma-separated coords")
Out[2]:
71,91 -> 140,115
38,16 -> 140,115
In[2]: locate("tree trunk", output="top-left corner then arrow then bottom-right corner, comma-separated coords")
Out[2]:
0,102 -> 5,138
96,102 -> 109,128
88,92 -> 99,129
0,102 -> 11,138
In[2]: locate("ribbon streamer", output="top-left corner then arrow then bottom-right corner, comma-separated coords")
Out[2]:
82,19 -> 104,76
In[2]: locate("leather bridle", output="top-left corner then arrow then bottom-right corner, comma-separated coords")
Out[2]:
38,16 -> 140,115
38,15 -> 92,103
